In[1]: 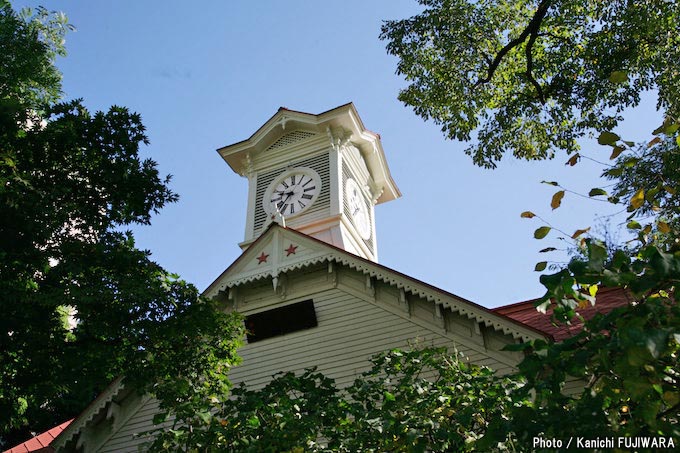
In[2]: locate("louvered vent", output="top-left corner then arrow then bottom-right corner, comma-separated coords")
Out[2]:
254,153 -> 330,234
266,131 -> 317,151
342,161 -> 374,252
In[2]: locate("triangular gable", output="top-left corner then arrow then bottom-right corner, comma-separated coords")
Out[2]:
206,224 -> 545,342
205,222 -> 345,294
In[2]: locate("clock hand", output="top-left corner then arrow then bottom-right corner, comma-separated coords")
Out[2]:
280,192 -> 294,206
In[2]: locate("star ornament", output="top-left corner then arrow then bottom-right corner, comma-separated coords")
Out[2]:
256,252 -> 269,264
285,244 -> 298,256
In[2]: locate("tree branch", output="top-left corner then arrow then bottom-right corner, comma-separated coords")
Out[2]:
476,0 -> 552,94
525,21 -> 545,103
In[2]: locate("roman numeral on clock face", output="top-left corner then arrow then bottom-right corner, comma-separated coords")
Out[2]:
266,169 -> 321,218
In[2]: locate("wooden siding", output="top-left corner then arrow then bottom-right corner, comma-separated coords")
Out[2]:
94,264 -> 523,451
232,287 -> 455,389
98,398 -> 164,453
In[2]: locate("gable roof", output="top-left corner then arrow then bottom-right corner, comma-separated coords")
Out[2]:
3,419 -> 72,453
216,103 -> 400,204
493,286 -> 633,341
205,223 -> 546,342
36,239 -> 631,450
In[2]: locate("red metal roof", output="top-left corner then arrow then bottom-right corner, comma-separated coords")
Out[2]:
3,419 -> 73,453
493,287 -> 633,341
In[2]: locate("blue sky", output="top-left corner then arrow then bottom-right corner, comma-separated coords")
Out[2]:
15,1 -> 661,307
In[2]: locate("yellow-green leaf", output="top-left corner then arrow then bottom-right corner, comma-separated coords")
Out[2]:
663,185 -> 676,195
551,190 -> 565,210
653,119 -> 680,135
534,226 -> 551,239
608,71 -> 628,83
588,285 -> 598,297
571,227 -> 590,239
520,211 -> 536,218
658,221 -> 670,233
624,157 -> 639,167
534,261 -> 547,271
627,220 -> 641,230
630,188 -> 645,209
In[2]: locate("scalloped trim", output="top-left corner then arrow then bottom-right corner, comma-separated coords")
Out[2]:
219,253 -> 536,342
52,377 -> 125,449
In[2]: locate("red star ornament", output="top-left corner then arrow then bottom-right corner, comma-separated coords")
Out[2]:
256,252 -> 269,264
285,244 -> 298,256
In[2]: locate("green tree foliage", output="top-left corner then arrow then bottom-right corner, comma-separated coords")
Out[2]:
149,348 -> 525,452
149,2 -> 679,451
0,2 -> 67,107
509,294 -> 680,446
513,123 -> 680,447
0,3 -> 243,446
380,0 -> 680,168
151,336 -> 678,452
382,0 -> 679,445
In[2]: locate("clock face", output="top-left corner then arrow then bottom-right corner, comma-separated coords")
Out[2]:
345,178 -> 371,240
263,167 -> 321,218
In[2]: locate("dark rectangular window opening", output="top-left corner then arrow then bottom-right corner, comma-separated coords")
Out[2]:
245,300 -> 317,343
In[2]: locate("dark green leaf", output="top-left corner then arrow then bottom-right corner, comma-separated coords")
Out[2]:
598,131 -> 620,145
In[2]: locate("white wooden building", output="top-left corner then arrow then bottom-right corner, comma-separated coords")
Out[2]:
48,103 -> 547,452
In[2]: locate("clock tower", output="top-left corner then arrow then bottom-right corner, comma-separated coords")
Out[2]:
217,103 -> 400,262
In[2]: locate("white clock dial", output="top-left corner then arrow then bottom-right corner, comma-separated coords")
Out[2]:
263,167 -> 321,218
345,178 -> 371,240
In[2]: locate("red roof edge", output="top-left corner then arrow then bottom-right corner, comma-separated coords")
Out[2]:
3,419 -> 73,453
493,287 -> 633,342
